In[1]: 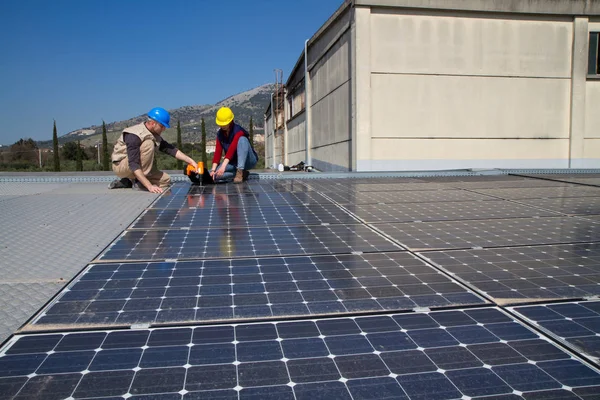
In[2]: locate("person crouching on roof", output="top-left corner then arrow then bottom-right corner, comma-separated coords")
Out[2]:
209,107 -> 258,184
108,107 -> 199,193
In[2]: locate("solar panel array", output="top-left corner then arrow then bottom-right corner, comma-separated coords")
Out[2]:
4,173 -> 600,399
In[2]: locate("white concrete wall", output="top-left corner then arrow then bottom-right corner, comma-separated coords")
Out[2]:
286,114 -> 307,165
584,23 -> 600,168
310,31 -> 353,171
357,8 -> 577,170
265,113 -> 275,168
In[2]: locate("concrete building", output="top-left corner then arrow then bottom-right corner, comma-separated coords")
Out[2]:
265,0 -> 600,172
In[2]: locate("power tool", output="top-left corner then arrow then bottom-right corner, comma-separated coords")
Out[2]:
185,161 -> 214,186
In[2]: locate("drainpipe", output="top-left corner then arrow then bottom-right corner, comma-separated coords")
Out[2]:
263,113 -> 267,168
304,39 -> 312,166
270,93 -> 276,168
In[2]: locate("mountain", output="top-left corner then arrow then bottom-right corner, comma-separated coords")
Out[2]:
37,83 -> 275,147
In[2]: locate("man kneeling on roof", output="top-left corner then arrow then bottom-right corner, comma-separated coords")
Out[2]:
108,107 -> 198,194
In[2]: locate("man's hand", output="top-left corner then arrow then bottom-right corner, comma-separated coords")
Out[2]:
148,185 -> 163,194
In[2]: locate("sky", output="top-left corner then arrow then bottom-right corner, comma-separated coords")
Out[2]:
0,0 -> 344,145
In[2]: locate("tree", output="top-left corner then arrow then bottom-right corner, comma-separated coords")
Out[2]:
176,120 -> 183,169
9,138 -> 38,163
75,140 -> 83,171
53,120 -> 60,171
249,116 -> 254,145
200,117 -> 207,166
62,142 -> 79,161
102,120 -> 109,171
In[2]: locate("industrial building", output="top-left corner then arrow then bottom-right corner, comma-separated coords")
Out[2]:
265,0 -> 600,172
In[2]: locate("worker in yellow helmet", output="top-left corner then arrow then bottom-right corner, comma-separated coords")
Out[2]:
210,107 -> 258,184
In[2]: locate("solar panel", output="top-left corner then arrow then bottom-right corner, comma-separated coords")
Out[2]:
151,191 -> 331,209
131,203 -> 359,229
518,173 -> 600,187
510,300 -> 600,366
342,200 -> 559,223
518,197 -> 600,216
468,186 -> 600,200
374,217 -> 600,251
4,308 -> 600,400
26,252 -> 486,329
419,243 -> 600,304
97,224 -> 404,262
304,181 -> 450,192
323,189 -> 496,204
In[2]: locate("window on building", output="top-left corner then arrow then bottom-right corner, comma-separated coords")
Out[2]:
589,32 -> 600,76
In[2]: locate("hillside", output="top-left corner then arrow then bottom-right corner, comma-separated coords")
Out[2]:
37,83 -> 275,148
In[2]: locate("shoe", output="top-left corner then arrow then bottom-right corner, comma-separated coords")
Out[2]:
242,170 -> 250,181
108,178 -> 132,189
233,169 -> 244,184
131,180 -> 148,191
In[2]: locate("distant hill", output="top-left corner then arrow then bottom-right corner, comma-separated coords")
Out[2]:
36,83 -> 275,148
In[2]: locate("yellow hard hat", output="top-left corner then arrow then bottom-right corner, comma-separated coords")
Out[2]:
215,107 -> 234,127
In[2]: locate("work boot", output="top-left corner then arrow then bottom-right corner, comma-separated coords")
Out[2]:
243,170 -> 250,181
233,169 -> 244,184
108,178 -> 132,189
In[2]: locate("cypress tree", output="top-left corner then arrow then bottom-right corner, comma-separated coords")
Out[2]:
102,120 -> 109,171
52,120 -> 60,171
76,140 -> 83,171
200,117 -> 207,166
176,120 -> 183,169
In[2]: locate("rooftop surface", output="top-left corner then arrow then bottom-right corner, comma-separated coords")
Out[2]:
1,171 -> 600,399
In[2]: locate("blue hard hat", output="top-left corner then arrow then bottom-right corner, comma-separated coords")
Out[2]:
147,107 -> 171,128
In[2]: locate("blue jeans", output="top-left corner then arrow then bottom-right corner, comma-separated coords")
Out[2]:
215,136 -> 258,182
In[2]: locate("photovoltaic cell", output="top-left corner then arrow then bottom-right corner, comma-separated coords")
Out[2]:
419,243 -> 600,304
375,217 -> 600,251
4,308 -> 600,400
97,224 -> 403,261
27,252 -> 486,329
511,300 -> 600,366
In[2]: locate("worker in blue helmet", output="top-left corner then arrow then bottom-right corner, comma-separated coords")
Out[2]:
108,107 -> 198,193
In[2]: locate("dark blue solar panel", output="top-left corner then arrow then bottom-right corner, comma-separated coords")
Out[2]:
28,252 -> 486,329
5,307 -> 600,400
512,300 -> 600,363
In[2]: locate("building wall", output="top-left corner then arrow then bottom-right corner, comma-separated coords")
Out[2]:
264,112 -> 275,168
310,30 -> 353,171
286,113 -> 306,166
584,22 -> 600,168
357,8 -> 577,170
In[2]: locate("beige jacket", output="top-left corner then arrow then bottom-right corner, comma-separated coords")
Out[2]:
111,122 -> 162,163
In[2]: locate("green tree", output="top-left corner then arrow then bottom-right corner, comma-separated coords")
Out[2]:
102,120 -> 109,171
62,142 -> 79,161
75,140 -> 83,171
176,120 -> 183,169
249,116 -> 254,145
52,120 -> 60,171
200,117 -> 207,166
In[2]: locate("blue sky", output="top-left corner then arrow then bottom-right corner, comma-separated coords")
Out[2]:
0,0 -> 343,145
